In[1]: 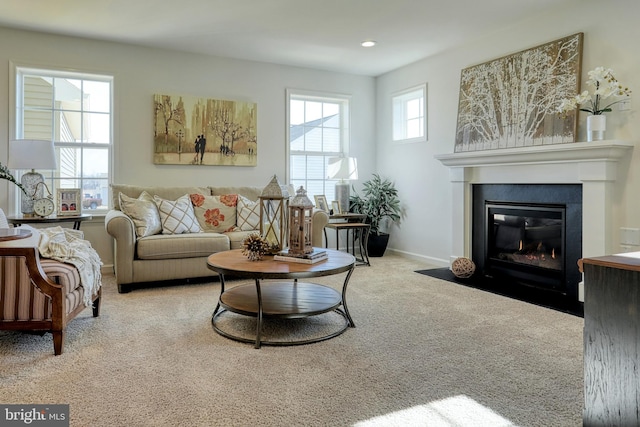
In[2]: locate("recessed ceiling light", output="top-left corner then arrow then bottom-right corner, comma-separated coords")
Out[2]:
361,40 -> 376,48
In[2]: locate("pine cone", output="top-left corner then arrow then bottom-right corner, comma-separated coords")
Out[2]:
242,233 -> 268,261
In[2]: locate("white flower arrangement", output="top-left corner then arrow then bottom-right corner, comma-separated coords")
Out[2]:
558,66 -> 631,116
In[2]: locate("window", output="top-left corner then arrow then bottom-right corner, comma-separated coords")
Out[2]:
392,84 -> 427,143
286,90 -> 350,203
14,66 -> 112,212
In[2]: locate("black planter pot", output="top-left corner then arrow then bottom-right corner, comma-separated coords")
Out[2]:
367,233 -> 390,257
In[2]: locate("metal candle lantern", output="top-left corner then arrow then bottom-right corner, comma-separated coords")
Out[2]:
259,175 -> 289,254
288,186 -> 314,255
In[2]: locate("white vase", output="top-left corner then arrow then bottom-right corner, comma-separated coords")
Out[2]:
587,115 -> 606,142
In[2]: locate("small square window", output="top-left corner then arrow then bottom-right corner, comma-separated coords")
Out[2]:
392,84 -> 427,143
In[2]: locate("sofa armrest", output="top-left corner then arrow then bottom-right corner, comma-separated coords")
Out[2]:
105,209 -> 136,284
311,209 -> 329,247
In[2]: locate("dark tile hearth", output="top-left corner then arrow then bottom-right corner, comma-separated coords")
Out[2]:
415,267 -> 584,317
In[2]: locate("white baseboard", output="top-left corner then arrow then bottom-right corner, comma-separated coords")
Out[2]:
386,248 -> 449,268
101,264 -> 114,275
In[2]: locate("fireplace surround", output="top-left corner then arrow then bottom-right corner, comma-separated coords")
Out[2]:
435,140 -> 633,302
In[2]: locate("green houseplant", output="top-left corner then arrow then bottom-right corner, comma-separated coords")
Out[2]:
349,173 -> 401,257
0,162 -> 27,196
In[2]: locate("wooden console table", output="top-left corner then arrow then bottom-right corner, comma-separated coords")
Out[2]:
581,252 -> 640,426
7,214 -> 93,230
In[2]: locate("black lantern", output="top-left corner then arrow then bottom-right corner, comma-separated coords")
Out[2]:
288,186 -> 314,255
259,175 -> 288,253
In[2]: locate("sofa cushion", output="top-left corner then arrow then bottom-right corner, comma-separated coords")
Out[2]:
40,259 -> 85,315
119,191 -> 162,238
111,184 -> 211,211
210,186 -> 263,201
154,194 -> 201,234
236,195 -> 261,231
136,233 -> 230,260
224,230 -> 262,250
190,193 -> 237,233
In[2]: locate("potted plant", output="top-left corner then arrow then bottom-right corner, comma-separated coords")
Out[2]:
349,173 -> 401,257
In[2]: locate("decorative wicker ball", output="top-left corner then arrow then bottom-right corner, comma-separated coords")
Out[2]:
452,257 -> 476,279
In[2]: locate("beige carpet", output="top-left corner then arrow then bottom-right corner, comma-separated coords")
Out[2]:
0,254 -> 583,427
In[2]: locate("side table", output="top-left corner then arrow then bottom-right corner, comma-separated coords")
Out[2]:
324,222 -> 370,266
7,214 -> 93,230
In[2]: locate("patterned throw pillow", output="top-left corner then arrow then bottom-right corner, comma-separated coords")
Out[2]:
153,194 -> 201,234
237,195 -> 260,231
119,191 -> 162,238
189,194 -> 237,233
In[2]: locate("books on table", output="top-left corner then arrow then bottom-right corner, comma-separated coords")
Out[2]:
273,249 -> 328,264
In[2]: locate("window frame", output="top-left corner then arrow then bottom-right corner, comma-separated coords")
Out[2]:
285,89 -> 351,203
392,83 -> 427,144
10,63 -> 114,215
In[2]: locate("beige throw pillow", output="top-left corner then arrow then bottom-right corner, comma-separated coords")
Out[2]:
119,191 -> 162,238
190,194 -> 237,233
154,194 -> 201,234
237,195 -> 260,231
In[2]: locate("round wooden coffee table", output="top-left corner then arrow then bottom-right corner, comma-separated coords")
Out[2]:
207,248 -> 356,348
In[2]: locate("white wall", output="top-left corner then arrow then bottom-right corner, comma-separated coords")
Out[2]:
4,0 -> 639,269
377,0 -> 640,264
0,27 -> 376,267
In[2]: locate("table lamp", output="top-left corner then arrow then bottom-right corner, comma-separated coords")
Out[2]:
327,157 -> 358,214
8,139 -> 58,216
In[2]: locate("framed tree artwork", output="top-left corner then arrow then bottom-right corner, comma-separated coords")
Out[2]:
454,33 -> 583,152
153,94 -> 257,166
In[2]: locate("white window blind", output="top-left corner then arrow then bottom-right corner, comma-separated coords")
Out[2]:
287,90 -> 350,203
15,66 -> 113,212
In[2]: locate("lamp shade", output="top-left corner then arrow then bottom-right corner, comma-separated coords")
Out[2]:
8,139 -> 57,171
327,157 -> 358,181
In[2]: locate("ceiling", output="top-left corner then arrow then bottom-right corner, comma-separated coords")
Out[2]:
0,0 -> 571,76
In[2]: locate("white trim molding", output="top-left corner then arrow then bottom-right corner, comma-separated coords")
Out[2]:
435,140 -> 634,264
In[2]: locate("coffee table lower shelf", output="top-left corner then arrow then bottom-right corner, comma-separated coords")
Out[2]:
212,281 -> 351,347
207,249 -> 356,349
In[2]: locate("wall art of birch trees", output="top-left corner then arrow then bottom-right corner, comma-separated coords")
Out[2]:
454,33 -> 583,152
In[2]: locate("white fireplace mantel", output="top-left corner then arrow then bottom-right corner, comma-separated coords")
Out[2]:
435,140 -> 634,276
435,140 -> 633,169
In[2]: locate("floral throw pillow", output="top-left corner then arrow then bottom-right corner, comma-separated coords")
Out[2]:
153,194 -> 201,234
119,191 -> 162,238
190,194 -> 237,233
237,195 -> 260,231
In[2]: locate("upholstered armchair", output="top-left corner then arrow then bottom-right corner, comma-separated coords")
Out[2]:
0,212 -> 101,355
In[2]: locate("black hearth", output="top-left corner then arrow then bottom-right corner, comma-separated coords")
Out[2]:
472,184 -> 582,301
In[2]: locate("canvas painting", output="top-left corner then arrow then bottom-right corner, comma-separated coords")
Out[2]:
153,94 -> 257,166
454,33 -> 583,152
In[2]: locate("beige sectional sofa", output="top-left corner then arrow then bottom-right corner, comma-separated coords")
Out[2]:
105,184 -> 329,293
